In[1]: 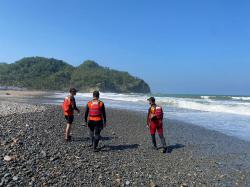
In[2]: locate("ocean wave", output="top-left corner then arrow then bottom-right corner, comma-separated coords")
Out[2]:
201,96 -> 210,99
200,95 -> 235,101
54,92 -> 250,116
76,92 -> 148,103
175,100 -> 250,116
232,97 -> 250,101
200,95 -> 250,102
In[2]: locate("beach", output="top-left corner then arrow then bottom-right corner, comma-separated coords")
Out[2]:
1,98 -> 250,186
1,0 -> 249,186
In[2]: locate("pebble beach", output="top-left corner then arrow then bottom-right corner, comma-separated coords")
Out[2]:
1,98 -> 250,186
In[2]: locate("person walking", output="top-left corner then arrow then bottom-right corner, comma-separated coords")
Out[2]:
147,97 -> 167,153
85,91 -> 106,152
62,88 -> 80,141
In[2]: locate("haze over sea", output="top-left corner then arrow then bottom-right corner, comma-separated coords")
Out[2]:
45,92 -> 250,142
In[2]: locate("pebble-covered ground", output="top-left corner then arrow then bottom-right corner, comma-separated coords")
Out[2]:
1,102 -> 250,186
0,101 -> 45,117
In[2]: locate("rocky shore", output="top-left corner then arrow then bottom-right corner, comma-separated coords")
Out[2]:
1,102 -> 250,186
0,101 -> 45,118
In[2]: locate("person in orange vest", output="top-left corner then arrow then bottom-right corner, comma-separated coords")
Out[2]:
62,88 -> 80,141
85,91 -> 106,152
147,97 -> 167,153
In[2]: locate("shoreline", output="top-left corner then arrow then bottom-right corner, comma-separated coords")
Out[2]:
1,101 -> 250,186
0,90 -> 53,97
2,89 -> 250,143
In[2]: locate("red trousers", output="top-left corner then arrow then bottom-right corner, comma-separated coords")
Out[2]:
149,120 -> 163,135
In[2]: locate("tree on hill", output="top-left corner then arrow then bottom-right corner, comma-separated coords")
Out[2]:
0,57 -> 151,93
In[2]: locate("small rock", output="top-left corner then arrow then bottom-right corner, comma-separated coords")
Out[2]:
12,138 -> 18,144
4,173 -> 11,178
98,175 -> 103,181
215,161 -> 222,166
4,156 -> 15,162
4,178 -> 11,184
94,165 -> 100,169
180,183 -> 188,187
125,180 -> 130,185
115,178 -> 121,184
41,150 -> 47,158
0,179 -> 4,186
150,181 -> 157,187
1,140 -> 8,146
219,175 -> 225,178
29,181 -> 34,186
50,156 -> 59,162
12,176 -> 18,181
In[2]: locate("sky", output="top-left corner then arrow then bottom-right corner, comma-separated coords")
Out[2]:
0,0 -> 249,95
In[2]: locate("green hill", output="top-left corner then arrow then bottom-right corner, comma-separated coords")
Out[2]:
0,57 -> 151,93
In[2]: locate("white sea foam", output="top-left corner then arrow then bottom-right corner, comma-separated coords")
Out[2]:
175,100 -> 250,116
54,92 -> 250,116
51,92 -> 250,141
78,92 -> 148,103
232,96 -> 250,101
201,96 -> 210,99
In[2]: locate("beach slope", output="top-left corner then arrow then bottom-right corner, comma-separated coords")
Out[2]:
1,102 -> 250,186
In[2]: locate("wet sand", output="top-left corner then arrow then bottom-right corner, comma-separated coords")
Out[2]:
0,90 -> 50,97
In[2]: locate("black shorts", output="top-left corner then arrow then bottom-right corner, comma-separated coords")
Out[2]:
88,120 -> 103,131
65,115 -> 74,124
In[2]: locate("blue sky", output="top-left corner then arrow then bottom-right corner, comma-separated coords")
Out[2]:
0,0 -> 249,95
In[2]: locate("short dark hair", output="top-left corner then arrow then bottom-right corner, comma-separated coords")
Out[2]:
93,90 -> 100,98
69,88 -> 78,93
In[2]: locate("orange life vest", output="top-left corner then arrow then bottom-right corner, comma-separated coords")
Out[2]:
62,96 -> 73,116
149,105 -> 163,121
88,100 -> 103,121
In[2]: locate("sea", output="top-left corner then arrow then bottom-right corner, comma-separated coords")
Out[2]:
47,92 -> 250,142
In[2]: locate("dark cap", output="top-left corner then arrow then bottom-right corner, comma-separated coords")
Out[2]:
69,88 -> 78,93
147,96 -> 155,102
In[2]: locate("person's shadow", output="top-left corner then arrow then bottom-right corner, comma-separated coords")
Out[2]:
72,136 -> 115,142
102,144 -> 140,151
166,143 -> 185,153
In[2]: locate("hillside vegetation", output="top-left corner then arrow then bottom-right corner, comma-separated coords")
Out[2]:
0,57 -> 151,93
